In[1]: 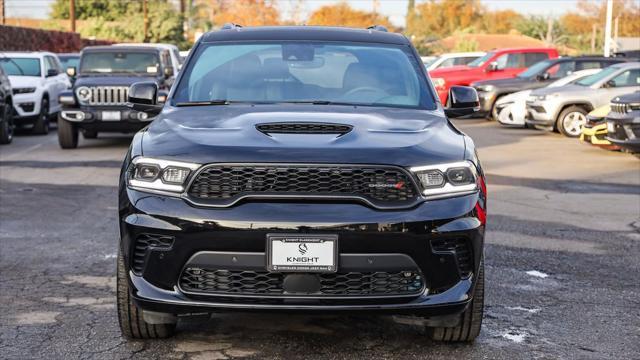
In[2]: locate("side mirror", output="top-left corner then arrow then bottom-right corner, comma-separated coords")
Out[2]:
46,68 -> 58,77
445,86 -> 480,118
164,67 -> 174,78
536,72 -> 550,81
486,62 -> 499,72
127,82 -> 163,116
603,80 -> 616,88
66,67 -> 76,77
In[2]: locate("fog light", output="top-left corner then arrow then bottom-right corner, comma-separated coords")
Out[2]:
137,112 -> 149,120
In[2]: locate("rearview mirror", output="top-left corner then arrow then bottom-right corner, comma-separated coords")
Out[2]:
46,68 -> 58,77
445,86 -> 480,118
127,82 -> 162,116
66,67 -> 76,77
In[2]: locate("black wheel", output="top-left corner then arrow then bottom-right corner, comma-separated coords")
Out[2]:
557,106 -> 587,138
490,99 -> 501,121
0,101 -> 13,144
427,258 -> 484,342
117,250 -> 176,339
57,115 -> 79,149
83,129 -> 98,139
33,97 -> 50,135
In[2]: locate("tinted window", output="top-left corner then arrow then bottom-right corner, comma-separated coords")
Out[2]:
0,57 -> 41,76
59,56 -> 79,70
575,61 -> 602,70
547,61 -> 576,79
524,52 -> 549,67
576,66 -> 621,86
495,53 -> 525,70
174,42 -> 434,109
468,52 -> 494,67
609,69 -> 640,87
438,58 -> 456,68
80,51 -> 160,75
517,59 -> 553,78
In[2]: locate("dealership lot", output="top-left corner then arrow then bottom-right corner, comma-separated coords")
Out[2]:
0,120 -> 638,359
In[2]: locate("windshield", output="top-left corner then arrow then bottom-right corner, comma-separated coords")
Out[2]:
575,66 -> 619,86
467,52 -> 494,68
173,42 -> 435,109
59,56 -> 79,70
518,60 -> 553,78
79,51 -> 160,75
0,57 -> 41,76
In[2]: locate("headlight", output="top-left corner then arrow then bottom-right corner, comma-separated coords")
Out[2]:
76,86 -> 91,104
127,157 -> 201,194
13,87 -> 36,94
410,161 -> 478,198
476,85 -> 494,92
431,77 -> 445,89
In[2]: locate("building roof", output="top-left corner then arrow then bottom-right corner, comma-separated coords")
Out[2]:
201,26 -> 409,45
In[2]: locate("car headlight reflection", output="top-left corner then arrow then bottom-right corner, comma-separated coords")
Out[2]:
411,161 -> 479,198
127,157 -> 200,194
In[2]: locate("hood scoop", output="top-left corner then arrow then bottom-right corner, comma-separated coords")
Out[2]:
256,122 -> 353,136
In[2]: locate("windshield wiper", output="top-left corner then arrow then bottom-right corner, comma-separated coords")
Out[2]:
175,100 -> 231,106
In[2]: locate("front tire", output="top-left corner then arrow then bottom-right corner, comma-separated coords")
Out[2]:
0,102 -> 13,144
117,250 -> 176,339
557,106 -> 587,138
57,116 -> 78,149
427,259 -> 484,342
33,98 -> 50,135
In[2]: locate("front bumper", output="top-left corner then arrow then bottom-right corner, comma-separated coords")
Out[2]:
60,106 -> 153,132
12,93 -> 41,120
606,113 -> 640,152
476,90 -> 496,113
525,98 -> 560,127
580,122 -> 614,147
120,187 -> 485,317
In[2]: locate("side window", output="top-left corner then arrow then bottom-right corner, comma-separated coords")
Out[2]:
547,62 -> 575,79
494,54 -> 509,69
52,57 -> 64,72
438,58 -> 456,68
506,53 -> 524,69
524,52 -> 549,67
43,56 -> 53,73
172,49 -> 183,65
609,69 -> 640,87
161,50 -> 173,71
576,61 -> 601,70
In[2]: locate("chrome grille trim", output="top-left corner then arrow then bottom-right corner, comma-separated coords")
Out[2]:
88,86 -> 129,105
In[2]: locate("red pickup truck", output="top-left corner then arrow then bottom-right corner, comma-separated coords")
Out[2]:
429,47 -> 559,104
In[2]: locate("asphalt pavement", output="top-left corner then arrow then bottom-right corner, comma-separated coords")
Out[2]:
1,119 -> 639,359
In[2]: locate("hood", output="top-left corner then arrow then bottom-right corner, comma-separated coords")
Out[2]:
530,84 -> 588,97
496,89 -> 532,105
8,75 -> 41,89
74,75 -> 158,87
141,105 -> 466,167
429,65 -> 473,76
473,76 -> 530,88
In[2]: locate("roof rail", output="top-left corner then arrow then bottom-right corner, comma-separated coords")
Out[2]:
367,25 -> 388,32
221,23 -> 243,30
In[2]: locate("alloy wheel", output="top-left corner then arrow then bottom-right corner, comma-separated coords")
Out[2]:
562,111 -> 586,136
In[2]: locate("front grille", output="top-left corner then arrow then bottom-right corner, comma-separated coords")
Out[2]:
431,237 -> 473,277
610,102 -> 630,114
132,234 -> 174,273
180,268 -> 424,297
87,86 -> 129,105
256,123 -> 353,135
187,164 -> 419,208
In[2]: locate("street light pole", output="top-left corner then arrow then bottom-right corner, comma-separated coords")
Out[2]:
70,0 -> 75,32
143,0 -> 148,42
603,0 -> 613,57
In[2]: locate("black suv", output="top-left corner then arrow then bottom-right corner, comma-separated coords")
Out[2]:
472,56 -> 626,120
118,25 -> 487,342
0,65 -> 13,144
606,91 -> 640,153
57,46 -> 175,148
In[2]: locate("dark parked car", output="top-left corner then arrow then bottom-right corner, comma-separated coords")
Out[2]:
472,56 -> 626,119
606,91 -> 640,153
57,46 -> 175,148
117,25 -> 487,342
0,65 -> 13,144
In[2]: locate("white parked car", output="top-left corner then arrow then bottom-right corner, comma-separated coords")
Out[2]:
495,69 -> 602,127
425,52 -> 485,71
0,52 -> 71,134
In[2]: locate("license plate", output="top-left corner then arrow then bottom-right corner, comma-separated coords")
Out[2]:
102,111 -> 121,121
266,234 -> 338,273
607,121 -> 615,133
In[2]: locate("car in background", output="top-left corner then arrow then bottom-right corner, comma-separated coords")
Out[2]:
473,56 -> 624,120
579,105 -> 619,150
0,65 -> 13,144
430,47 -> 559,104
179,50 -> 190,63
0,51 -> 70,134
526,62 -> 640,137
57,52 -> 80,83
606,91 -> 640,153
425,52 -> 485,71
114,43 -> 182,79
57,46 -> 173,148
494,69 -> 601,127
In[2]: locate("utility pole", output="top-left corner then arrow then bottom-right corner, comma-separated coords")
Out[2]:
603,0 -> 613,57
613,16 -> 619,53
591,24 -> 597,53
70,0 -> 75,32
143,0 -> 148,42
1,0 -> 5,26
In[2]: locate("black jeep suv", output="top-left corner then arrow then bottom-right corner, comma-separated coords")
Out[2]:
57,46 -> 175,148
118,25 -> 487,342
606,91 -> 640,153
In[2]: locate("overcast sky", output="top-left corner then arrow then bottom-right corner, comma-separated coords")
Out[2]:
7,0 -> 581,27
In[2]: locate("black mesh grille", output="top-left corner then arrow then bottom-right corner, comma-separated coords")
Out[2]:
256,123 -> 352,135
431,237 -> 473,277
132,234 -> 174,273
180,268 -> 424,297
187,165 -> 418,207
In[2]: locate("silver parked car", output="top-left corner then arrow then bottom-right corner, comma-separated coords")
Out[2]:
526,62 -> 640,137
